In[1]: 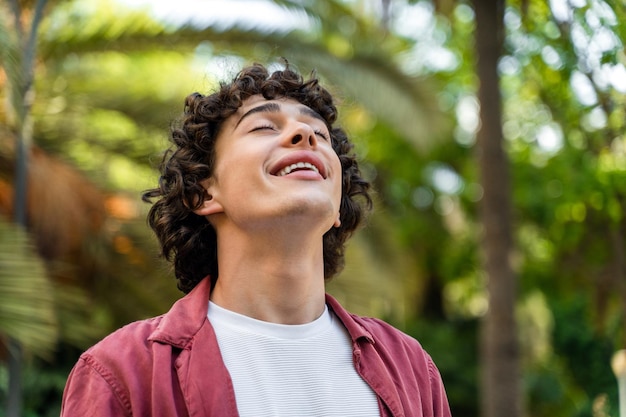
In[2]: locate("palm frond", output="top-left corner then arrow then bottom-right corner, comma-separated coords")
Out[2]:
0,218 -> 58,358
0,2 -> 25,127
284,50 -> 446,150
35,1 -> 446,150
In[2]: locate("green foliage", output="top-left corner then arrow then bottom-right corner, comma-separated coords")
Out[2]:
549,297 -> 619,417
501,0 -> 626,414
406,317 -> 479,416
0,354 -> 77,417
0,219 -> 57,358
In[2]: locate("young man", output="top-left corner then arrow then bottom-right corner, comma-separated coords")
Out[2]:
61,63 -> 451,416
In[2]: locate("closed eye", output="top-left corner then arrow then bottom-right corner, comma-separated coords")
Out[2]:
251,124 -> 276,132
314,129 -> 330,141
252,124 -> 329,141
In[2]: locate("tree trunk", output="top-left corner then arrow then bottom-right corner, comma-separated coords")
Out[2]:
471,0 -> 521,416
5,1 -> 48,416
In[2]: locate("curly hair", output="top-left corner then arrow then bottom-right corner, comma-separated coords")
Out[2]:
142,63 -> 372,293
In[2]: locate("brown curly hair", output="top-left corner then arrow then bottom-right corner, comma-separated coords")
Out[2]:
142,63 -> 372,294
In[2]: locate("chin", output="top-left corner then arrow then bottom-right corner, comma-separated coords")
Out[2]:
274,196 -> 337,221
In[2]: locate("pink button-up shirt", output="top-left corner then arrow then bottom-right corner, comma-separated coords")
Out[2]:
61,278 -> 451,416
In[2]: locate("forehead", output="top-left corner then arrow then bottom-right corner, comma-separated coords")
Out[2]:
238,94 -> 307,114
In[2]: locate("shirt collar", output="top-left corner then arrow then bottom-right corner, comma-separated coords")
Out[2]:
148,277 -> 375,348
148,276 -> 213,348
325,293 -> 375,344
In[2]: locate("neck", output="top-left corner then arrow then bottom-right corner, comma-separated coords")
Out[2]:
209,224 -> 327,324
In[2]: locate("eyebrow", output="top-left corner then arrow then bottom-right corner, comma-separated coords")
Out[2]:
234,102 -> 326,128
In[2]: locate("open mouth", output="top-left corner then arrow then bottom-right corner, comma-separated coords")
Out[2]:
276,162 -> 320,177
270,152 -> 327,179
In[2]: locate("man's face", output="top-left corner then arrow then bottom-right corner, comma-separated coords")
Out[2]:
201,95 -> 343,234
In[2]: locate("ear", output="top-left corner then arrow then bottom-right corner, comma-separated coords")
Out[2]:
333,212 -> 341,228
192,180 -> 224,217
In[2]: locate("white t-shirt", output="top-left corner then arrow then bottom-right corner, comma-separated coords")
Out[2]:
207,301 -> 380,417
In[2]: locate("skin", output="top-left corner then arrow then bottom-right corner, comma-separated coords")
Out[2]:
194,95 -> 343,325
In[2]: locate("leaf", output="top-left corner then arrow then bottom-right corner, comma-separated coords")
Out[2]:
35,0 -> 446,152
0,218 -> 58,358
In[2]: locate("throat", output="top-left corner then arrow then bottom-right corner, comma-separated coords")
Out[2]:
210,268 -> 326,324
213,237 -> 326,324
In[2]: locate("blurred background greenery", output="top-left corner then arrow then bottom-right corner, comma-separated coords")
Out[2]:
1,0 -> 626,416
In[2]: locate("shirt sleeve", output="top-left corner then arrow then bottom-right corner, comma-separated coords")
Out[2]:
428,358 -> 452,417
61,355 -> 131,417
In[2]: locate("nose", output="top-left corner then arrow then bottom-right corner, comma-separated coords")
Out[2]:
288,122 -> 317,148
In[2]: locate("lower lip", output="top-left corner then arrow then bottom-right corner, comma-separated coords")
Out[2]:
276,170 -> 324,180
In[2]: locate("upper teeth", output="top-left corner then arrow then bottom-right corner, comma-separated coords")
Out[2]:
277,162 -> 320,177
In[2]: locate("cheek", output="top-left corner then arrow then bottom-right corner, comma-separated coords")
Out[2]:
333,159 -> 343,203
214,143 -> 257,178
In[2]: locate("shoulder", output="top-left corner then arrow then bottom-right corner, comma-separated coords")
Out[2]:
86,315 -> 165,361
352,314 -> 450,410
74,316 -> 166,387
338,311 -> 451,415
61,316 -> 165,416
